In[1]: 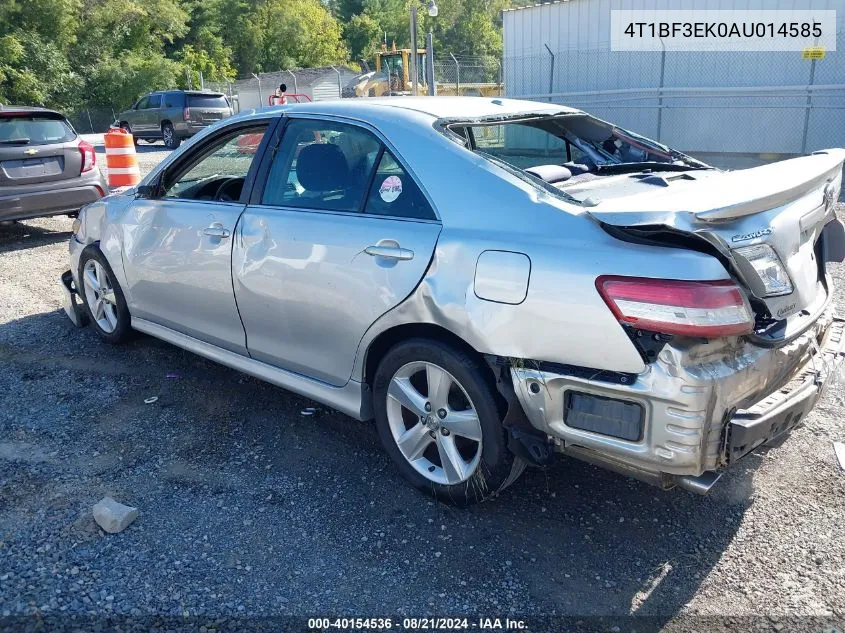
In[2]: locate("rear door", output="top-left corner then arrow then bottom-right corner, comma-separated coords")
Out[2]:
186,93 -> 231,129
163,91 -> 184,123
234,115 -> 441,386
0,112 -> 83,190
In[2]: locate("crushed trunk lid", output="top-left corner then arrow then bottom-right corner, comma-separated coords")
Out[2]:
578,149 -> 845,324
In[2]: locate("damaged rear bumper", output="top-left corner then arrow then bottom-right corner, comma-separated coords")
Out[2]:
727,319 -> 843,462
511,306 -> 844,493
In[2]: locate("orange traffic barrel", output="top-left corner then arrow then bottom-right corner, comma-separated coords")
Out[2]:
104,128 -> 140,188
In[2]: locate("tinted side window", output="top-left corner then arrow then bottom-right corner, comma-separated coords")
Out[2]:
164,93 -> 184,108
135,96 -> 149,110
364,151 -> 434,220
262,119 -> 380,213
146,95 -> 162,108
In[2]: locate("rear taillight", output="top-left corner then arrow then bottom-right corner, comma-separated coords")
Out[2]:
183,107 -> 190,121
78,139 -> 96,173
596,276 -> 753,338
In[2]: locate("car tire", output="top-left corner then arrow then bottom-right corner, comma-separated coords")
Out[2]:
77,245 -> 133,344
373,338 -> 522,506
162,123 -> 181,149
120,122 -> 140,146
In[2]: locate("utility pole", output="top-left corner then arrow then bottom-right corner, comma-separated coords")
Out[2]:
426,31 -> 435,96
409,6 -> 419,96
409,0 -> 438,96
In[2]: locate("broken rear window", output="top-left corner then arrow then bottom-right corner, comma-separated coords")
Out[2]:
449,114 -> 703,178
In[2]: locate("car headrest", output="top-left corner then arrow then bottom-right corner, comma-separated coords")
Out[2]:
296,143 -> 349,192
524,164 -> 572,183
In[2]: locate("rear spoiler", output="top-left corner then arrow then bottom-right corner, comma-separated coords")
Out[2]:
695,151 -> 843,222
586,149 -> 845,228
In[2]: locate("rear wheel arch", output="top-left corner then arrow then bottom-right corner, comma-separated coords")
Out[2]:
363,323 -> 505,411
369,330 -> 522,504
161,121 -> 180,148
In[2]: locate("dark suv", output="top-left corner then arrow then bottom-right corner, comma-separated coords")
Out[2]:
117,90 -> 233,149
0,106 -> 107,223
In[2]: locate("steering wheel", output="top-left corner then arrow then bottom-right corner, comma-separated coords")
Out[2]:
213,177 -> 244,202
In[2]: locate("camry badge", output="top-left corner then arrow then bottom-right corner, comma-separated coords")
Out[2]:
24,148 -> 38,156
731,228 -> 772,243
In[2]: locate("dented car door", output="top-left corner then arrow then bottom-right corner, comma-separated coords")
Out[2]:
233,116 -> 441,386
122,122 -> 272,353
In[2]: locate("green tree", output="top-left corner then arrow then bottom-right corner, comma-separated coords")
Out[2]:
329,0 -> 366,24
87,52 -> 181,110
213,0 -> 270,75
345,13 -> 383,64
255,0 -> 348,71
361,0 -> 412,49
74,0 -> 189,62
174,0 -> 237,84
0,0 -> 513,118
179,44 -> 236,88
0,31 -> 82,109
0,0 -> 81,51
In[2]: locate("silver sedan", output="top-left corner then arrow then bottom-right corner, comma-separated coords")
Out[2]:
61,97 -> 845,505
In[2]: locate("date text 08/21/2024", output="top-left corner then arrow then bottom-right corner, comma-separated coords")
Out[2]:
307,617 -> 528,630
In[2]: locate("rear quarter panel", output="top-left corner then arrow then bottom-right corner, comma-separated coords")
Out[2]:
354,217 -> 732,378
349,113 -> 733,378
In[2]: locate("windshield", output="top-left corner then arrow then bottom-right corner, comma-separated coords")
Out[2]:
451,114 -> 706,172
0,114 -> 76,146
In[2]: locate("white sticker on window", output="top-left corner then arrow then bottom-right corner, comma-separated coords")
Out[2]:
379,175 -> 402,203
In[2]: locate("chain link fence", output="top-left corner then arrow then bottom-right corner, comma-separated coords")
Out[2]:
60,54 -> 501,129
503,27 -> 845,155
433,55 -> 503,96
66,107 -> 118,134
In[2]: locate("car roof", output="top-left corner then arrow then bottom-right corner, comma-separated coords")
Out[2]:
264,96 -> 581,122
149,90 -> 225,96
0,105 -> 65,118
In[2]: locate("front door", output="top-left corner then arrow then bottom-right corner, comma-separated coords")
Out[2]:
140,93 -> 162,135
234,116 -> 441,386
126,96 -> 148,134
123,122 -> 271,353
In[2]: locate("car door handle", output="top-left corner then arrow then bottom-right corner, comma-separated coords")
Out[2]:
203,223 -> 230,239
364,245 -> 414,261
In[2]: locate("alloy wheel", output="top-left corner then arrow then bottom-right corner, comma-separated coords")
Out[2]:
163,125 -> 174,147
386,361 -> 483,485
82,259 -> 119,333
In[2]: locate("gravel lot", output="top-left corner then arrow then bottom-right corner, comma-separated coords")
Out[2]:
1,145 -> 844,630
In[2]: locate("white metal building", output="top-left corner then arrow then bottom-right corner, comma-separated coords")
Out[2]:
503,0 -> 845,155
